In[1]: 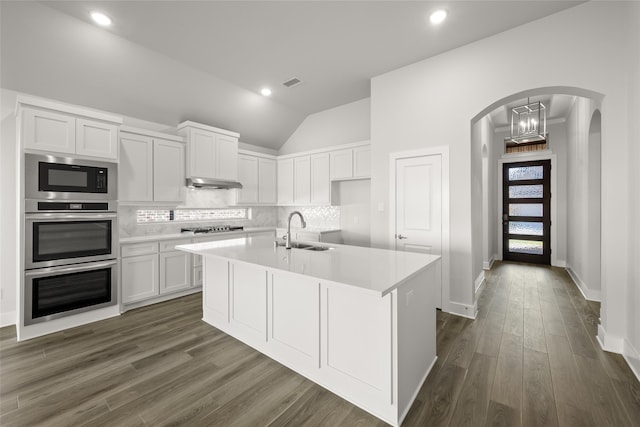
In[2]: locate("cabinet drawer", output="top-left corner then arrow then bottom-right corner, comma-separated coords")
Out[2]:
159,239 -> 192,252
121,242 -> 158,257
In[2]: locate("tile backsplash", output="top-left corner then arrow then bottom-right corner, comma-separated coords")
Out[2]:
277,206 -> 340,229
118,187 -> 341,237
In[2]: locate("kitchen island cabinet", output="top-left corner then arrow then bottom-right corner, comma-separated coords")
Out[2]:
177,236 -> 440,426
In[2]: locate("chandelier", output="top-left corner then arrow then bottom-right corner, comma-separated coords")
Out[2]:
509,99 -> 546,144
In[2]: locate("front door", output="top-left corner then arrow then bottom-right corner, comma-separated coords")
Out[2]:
502,160 -> 551,265
395,154 -> 442,308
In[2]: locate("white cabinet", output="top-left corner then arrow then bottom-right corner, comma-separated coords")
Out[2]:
310,153 -> 330,205
258,158 -> 277,204
23,108 -> 75,154
237,154 -> 259,204
353,146 -> 371,178
121,238 -> 192,306
278,153 -> 330,206
330,145 -> 371,180
75,118 -> 119,159
236,153 -> 277,205
294,156 -> 311,205
160,250 -> 191,294
22,106 -> 119,160
153,139 -> 185,202
119,129 -> 185,204
121,249 -> 159,304
277,158 -> 294,205
178,121 -> 239,181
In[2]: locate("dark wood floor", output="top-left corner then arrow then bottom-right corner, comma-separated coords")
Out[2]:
1,261 -> 639,426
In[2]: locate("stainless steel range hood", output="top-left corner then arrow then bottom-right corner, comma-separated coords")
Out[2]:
186,177 -> 243,189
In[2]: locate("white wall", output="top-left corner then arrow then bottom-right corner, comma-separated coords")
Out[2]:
566,97 -> 601,300
278,98 -> 370,155
370,0 -> 633,333
0,89 -> 18,326
625,1 -> 640,377
471,117 -> 486,291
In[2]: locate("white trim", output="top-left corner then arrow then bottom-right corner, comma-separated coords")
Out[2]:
623,339 -> 640,383
597,324 -> 625,354
483,255 -> 496,270
121,288 -> 202,312
238,148 -> 278,160
0,311 -> 16,327
388,146 -> 450,313
120,125 -> 186,143
498,153 -> 559,267
565,264 -> 601,302
448,300 -> 477,319
277,140 -> 370,159
16,94 -> 123,124
475,271 -> 486,294
177,120 -> 239,138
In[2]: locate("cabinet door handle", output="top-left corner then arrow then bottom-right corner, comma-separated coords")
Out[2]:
397,234 -> 408,240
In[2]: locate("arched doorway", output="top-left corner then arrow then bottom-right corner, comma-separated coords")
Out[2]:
471,86 -> 604,300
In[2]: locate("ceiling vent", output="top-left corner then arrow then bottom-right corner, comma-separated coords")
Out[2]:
282,77 -> 302,88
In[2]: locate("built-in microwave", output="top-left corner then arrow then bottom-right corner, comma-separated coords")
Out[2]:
25,153 -> 117,200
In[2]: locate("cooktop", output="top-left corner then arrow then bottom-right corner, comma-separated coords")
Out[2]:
181,225 -> 243,234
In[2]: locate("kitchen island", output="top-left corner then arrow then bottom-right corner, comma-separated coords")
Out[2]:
176,236 -> 440,426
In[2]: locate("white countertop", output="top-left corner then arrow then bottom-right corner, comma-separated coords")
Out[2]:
275,227 -> 341,234
176,235 -> 439,296
119,227 -> 275,244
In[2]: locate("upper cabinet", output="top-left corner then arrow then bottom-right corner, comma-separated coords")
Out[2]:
178,121 -> 239,181
119,127 -> 185,204
330,144 -> 370,180
235,151 -> 276,205
310,153 -> 330,205
277,158 -> 294,205
19,96 -> 122,161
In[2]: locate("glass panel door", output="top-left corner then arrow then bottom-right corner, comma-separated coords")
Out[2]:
503,160 -> 551,264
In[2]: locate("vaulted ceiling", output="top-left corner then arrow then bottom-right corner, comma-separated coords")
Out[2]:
0,1 -> 583,150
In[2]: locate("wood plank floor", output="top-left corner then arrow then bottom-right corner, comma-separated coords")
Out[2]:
2,261 -> 639,426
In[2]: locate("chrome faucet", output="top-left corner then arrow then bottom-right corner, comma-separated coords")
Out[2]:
286,211 -> 307,249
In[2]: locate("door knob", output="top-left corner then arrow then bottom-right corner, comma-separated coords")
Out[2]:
397,234 -> 408,239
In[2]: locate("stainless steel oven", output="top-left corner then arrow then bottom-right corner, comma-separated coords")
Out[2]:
23,199 -> 119,325
25,153 -> 117,200
25,200 -> 117,269
24,259 -> 117,325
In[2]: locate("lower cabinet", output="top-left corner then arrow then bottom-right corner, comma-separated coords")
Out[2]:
160,250 -> 191,294
121,253 -> 159,303
121,238 -> 193,306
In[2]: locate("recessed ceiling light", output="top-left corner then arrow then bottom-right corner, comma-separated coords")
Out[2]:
429,10 -> 447,25
90,11 -> 112,26
261,88 -> 272,97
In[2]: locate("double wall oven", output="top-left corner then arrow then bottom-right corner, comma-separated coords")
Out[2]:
24,153 -> 118,326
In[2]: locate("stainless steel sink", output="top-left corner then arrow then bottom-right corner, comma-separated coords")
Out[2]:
275,241 -> 333,251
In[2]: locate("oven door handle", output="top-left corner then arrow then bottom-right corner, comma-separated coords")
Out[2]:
25,213 -> 117,221
25,260 -> 118,277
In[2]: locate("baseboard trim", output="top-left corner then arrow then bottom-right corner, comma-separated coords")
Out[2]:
0,311 -> 16,328
565,264 -> 601,302
475,271 -> 486,295
553,259 -> 567,268
447,300 -> 477,319
597,324 -> 625,353
623,339 -> 640,383
398,356 -> 437,425
482,256 -> 495,271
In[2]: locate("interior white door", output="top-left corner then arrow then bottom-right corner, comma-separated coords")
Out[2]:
395,154 -> 442,308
